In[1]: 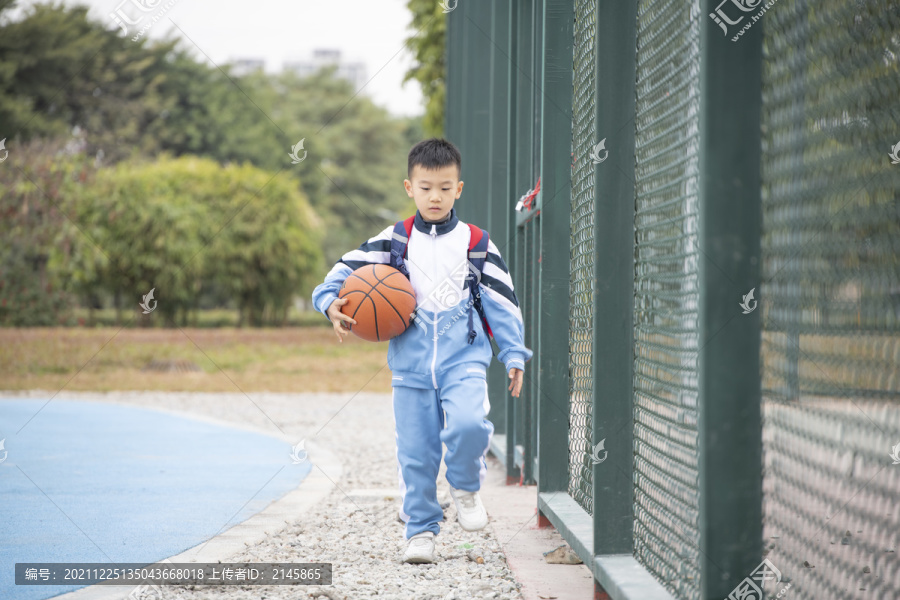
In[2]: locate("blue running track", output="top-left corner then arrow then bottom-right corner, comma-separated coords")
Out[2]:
0,399 -> 312,600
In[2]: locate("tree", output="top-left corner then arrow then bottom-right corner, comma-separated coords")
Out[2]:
0,137 -> 94,326
403,0 -> 447,138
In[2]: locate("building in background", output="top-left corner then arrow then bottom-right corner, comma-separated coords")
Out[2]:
228,58 -> 265,77
283,49 -> 367,90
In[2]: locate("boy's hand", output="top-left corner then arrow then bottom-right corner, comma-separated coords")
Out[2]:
508,368 -> 523,398
326,297 -> 357,343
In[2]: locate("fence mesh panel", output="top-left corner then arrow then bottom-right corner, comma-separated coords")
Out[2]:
631,0 -> 702,597
568,0 -> 598,517
760,0 -> 900,598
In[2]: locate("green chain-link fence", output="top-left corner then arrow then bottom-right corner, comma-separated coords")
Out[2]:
631,0 -> 703,596
568,0 -> 598,517
759,1 -> 900,598
446,1 -> 899,598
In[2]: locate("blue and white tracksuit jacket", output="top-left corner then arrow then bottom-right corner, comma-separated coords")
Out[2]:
311,207 -> 532,538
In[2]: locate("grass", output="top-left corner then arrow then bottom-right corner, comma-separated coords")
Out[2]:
0,327 -> 392,394
68,307 -> 332,328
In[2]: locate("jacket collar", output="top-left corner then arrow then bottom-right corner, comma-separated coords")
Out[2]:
413,206 -> 459,235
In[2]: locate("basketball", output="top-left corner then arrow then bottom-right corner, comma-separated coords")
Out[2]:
338,264 -> 418,342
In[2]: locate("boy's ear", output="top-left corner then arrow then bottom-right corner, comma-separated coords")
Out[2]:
456,180 -> 464,197
404,179 -> 414,197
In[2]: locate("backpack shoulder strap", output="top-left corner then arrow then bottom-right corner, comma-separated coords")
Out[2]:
466,223 -> 489,274
465,224 -> 493,340
402,215 -> 415,241
390,215 -> 417,276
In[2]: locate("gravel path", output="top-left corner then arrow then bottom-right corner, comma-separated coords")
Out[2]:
6,390 -> 526,600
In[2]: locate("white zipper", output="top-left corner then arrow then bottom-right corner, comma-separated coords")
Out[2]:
430,224 -> 438,389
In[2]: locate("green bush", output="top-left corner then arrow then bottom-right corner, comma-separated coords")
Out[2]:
51,154 -> 324,326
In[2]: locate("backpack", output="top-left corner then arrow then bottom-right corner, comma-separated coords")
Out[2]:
389,215 -> 493,345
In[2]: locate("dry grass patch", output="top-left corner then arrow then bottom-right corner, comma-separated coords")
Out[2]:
0,327 -> 391,393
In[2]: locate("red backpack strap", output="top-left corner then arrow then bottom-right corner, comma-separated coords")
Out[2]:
402,215 -> 415,257
403,215 -> 416,246
390,215 -> 417,277
467,223 -> 483,250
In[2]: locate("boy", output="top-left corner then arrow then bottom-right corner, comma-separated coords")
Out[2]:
311,138 -> 532,564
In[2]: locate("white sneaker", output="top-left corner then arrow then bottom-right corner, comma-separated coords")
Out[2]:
402,531 -> 436,563
449,486 -> 488,531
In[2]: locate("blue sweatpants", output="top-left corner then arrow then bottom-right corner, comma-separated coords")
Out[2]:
392,371 -> 494,539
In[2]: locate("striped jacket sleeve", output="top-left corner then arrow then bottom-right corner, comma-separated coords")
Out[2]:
478,239 -> 534,373
311,225 -> 393,319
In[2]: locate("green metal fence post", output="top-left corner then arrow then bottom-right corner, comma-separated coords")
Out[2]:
457,1 -> 492,228
591,0 -> 638,557
512,0 -> 536,485
503,0 -> 521,483
697,2 -> 763,597
535,0 -> 574,501
486,0 -> 512,439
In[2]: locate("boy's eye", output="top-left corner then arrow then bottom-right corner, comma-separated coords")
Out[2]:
442,188 -> 450,191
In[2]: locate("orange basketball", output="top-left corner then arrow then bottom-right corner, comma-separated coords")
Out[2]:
338,264 -> 418,342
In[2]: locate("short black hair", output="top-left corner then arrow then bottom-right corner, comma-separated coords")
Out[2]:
407,138 -> 461,179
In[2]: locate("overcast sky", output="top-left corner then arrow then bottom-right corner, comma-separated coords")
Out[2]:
11,0 -> 425,118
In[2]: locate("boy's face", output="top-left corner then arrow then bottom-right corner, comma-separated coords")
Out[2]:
404,164 -> 464,223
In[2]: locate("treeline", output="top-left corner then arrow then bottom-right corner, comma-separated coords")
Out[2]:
0,0 -> 423,326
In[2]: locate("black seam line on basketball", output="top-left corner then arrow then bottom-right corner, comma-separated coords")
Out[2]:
343,271 -> 378,322
370,294 -> 381,341
367,266 -> 415,319
371,284 -> 409,328
369,264 -> 388,341
344,265 -> 380,320
377,275 -> 417,302
373,264 -> 400,286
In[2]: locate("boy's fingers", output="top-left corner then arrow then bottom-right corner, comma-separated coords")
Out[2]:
507,370 -> 523,397
508,370 -> 519,396
333,306 -> 356,325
